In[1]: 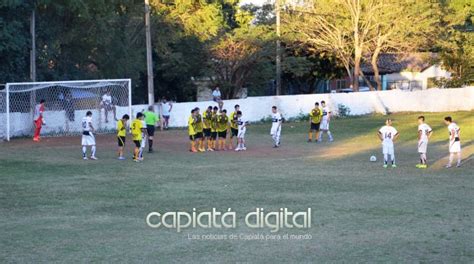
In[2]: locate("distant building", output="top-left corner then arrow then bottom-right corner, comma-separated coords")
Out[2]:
329,53 -> 452,92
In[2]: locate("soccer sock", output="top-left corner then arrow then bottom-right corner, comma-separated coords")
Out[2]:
391,154 -> 395,165
190,141 -> 195,151
91,146 -> 96,157
448,153 -> 454,166
318,132 -> 323,141
457,152 -> 461,165
139,148 -> 143,158
149,139 -> 153,150
421,153 -> 427,164
384,153 -> 388,164
328,131 -> 333,141
82,146 -> 87,157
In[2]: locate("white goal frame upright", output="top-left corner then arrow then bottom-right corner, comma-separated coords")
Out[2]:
3,79 -> 132,141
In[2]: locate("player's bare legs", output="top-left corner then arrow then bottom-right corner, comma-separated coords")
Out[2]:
446,152 -> 461,168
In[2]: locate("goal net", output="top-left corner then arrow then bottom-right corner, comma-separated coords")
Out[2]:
1,79 -> 131,141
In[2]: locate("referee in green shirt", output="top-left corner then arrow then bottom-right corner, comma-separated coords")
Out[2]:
144,105 -> 160,152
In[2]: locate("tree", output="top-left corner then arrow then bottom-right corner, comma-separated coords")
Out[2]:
436,0 -> 474,87
209,26 -> 274,99
366,0 -> 440,90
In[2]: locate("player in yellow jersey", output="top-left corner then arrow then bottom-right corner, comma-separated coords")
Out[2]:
308,102 -> 322,142
131,112 -> 145,162
117,114 -> 130,160
202,106 -> 214,151
229,104 -> 240,150
194,107 -> 205,152
216,109 -> 229,151
210,106 -> 219,150
188,109 -> 198,153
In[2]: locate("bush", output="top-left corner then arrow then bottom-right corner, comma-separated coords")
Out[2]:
337,104 -> 351,118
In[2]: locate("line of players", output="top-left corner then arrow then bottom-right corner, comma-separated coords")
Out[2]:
78,101 -> 463,168
376,115 -> 462,169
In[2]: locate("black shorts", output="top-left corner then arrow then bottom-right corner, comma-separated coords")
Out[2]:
146,125 -> 155,136
203,128 -> 211,137
310,122 -> 320,131
218,131 -> 227,139
231,128 -> 238,137
211,132 -> 218,140
133,140 -> 141,148
117,136 -> 126,147
195,132 -> 203,139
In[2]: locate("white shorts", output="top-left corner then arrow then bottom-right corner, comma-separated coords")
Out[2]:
320,119 -> 330,130
382,142 -> 394,156
270,124 -> 281,136
449,141 -> 461,153
81,132 -> 96,146
418,140 -> 428,153
238,129 -> 246,139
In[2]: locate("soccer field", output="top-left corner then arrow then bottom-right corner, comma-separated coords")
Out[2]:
1,112 -> 473,263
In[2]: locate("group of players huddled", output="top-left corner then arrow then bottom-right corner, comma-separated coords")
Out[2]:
187,104 -> 248,152
32,98 -> 463,168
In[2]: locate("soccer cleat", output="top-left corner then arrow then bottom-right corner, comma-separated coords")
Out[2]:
33,137 -> 40,142
391,164 -> 397,168
90,156 -> 98,160
242,147 -> 247,151
207,148 -> 214,152
416,164 -> 422,168
148,149 -> 154,153
83,157 -> 88,160
445,164 -> 452,168
419,164 -> 427,169
199,148 -> 205,152
383,164 -> 388,168
133,159 -> 140,163
190,148 -> 198,153
118,156 -> 126,160
235,148 -> 241,152
456,163 -> 461,168
307,139 -> 312,143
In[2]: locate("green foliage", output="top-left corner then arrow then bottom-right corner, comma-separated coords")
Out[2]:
337,104 -> 351,118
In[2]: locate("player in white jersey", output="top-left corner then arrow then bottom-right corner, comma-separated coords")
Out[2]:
318,100 -> 333,142
81,111 -> 97,160
139,119 -> 147,160
416,116 -> 433,169
270,106 -> 282,148
377,119 -> 399,168
444,116 -> 462,168
100,91 -> 117,123
235,111 -> 248,151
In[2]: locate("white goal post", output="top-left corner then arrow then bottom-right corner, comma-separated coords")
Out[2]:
1,79 -> 132,141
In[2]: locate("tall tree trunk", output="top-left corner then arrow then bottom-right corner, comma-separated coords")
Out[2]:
353,49 -> 361,91
371,47 -> 382,90
359,69 -> 375,91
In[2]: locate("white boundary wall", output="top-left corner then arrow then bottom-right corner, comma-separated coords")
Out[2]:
141,87 -> 474,127
2,87 -> 473,138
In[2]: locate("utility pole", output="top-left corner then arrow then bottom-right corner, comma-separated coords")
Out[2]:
30,9 -> 36,82
145,0 -> 154,105
275,0 -> 282,96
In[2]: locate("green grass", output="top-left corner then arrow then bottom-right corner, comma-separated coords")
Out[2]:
0,111 -> 473,263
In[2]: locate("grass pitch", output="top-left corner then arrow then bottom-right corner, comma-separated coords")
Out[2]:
0,112 -> 473,263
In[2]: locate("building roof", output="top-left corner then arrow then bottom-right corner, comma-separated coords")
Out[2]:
362,53 -> 436,75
